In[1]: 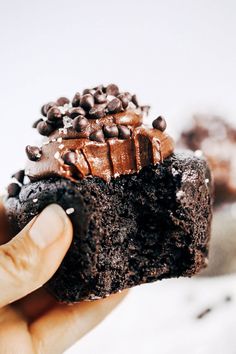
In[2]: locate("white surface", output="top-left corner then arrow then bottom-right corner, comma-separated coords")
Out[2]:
1,1 -> 236,353
66,276 -> 236,354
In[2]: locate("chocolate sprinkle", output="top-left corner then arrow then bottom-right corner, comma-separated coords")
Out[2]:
152,116 -> 167,132
106,84 -> 119,96
12,170 -> 25,184
26,145 -> 42,161
103,124 -> 119,138
196,308 -> 212,319
62,151 -> 77,165
107,98 -> 122,114
72,92 -> 81,107
37,121 -> 54,136
56,97 -> 70,106
90,129 -> 105,143
8,183 -> 21,198
118,125 -> 131,139
73,116 -> 89,132
80,94 -> 94,111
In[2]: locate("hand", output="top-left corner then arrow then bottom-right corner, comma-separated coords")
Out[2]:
0,203 -> 127,354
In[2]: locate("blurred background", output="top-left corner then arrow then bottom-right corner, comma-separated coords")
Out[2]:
1,0 -> 236,353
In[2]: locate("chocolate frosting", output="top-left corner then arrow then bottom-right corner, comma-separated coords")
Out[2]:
25,83 -> 174,183
26,110 -> 174,182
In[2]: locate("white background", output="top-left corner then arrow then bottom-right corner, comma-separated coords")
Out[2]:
1,1 -> 236,353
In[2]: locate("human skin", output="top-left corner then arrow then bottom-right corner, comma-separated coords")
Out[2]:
0,203 -> 127,354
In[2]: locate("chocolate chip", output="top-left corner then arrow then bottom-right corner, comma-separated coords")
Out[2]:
107,98 -> 122,114
90,129 -> 105,143
118,125 -> 131,139
47,107 -> 62,123
94,89 -> 107,104
141,105 -> 151,115
103,124 -> 119,138
83,88 -> 96,95
80,94 -> 94,111
73,116 -> 89,132
132,94 -> 138,107
12,170 -> 25,184
72,92 -> 81,107
152,116 -> 167,132
62,151 -> 77,165
118,94 -> 129,109
106,84 -> 119,96
25,145 -> 42,161
56,97 -> 70,106
124,92 -> 132,101
7,183 -> 21,198
37,121 -> 55,136
41,102 -> 56,116
32,118 -> 43,128
89,105 -> 106,119
68,107 -> 86,119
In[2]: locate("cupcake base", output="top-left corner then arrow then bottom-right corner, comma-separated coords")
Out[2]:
5,152 -> 212,303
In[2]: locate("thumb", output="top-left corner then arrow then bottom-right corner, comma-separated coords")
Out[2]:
0,204 -> 73,308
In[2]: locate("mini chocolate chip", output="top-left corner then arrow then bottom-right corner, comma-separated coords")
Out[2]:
89,105 -> 106,119
103,124 -> 119,138
41,102 -> 56,116
73,116 -> 89,132
107,98 -> 122,114
7,183 -> 21,198
80,94 -> 94,111
68,107 -> 86,119
141,105 -> 151,115
56,97 -> 70,106
152,116 -> 167,132
94,89 -> 107,104
124,92 -> 132,101
83,88 -> 96,95
132,94 -> 138,107
62,151 -> 77,165
72,92 -> 81,107
37,121 -> 55,136
118,94 -> 129,109
25,145 -> 42,161
47,107 -> 62,122
12,170 -> 25,184
32,118 -> 43,128
90,129 -> 105,143
106,84 -> 119,96
118,125 -> 131,139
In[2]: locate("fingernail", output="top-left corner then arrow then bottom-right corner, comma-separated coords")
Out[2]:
29,204 -> 67,248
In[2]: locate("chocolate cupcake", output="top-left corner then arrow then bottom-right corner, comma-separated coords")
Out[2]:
5,85 -> 213,303
179,115 -> 236,205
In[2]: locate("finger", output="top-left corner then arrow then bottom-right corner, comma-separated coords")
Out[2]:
30,290 -> 128,354
0,204 -> 73,308
0,202 -> 10,245
0,306 -> 34,354
13,288 -> 57,323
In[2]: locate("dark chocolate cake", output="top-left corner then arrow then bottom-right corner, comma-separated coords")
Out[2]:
179,115 -> 236,205
5,84 -> 213,302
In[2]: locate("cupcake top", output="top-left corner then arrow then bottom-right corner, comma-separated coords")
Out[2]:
23,84 -> 174,183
